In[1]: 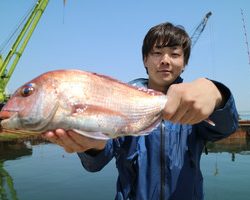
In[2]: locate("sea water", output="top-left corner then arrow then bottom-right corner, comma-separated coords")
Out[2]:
1,139 -> 250,200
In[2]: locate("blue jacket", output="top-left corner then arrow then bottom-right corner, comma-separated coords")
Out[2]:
78,77 -> 238,200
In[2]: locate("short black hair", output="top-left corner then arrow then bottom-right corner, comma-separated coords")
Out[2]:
142,22 -> 191,65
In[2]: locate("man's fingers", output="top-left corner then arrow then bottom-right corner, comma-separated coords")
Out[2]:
168,101 -> 189,123
163,88 -> 181,120
54,130 -> 86,153
180,112 -> 201,125
162,80 -> 217,125
42,129 -> 85,153
42,131 -> 59,143
42,129 -> 107,153
68,131 -> 107,151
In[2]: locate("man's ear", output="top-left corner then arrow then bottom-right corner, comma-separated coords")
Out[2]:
181,66 -> 186,73
143,57 -> 149,74
143,57 -> 148,67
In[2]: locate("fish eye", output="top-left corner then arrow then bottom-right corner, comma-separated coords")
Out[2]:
20,83 -> 35,97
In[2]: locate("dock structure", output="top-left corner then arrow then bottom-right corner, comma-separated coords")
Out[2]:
227,120 -> 250,139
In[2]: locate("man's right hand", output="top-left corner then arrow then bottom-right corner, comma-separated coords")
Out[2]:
42,129 -> 107,153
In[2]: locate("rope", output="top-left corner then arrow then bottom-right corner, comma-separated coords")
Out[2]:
241,9 -> 250,65
0,1 -> 37,55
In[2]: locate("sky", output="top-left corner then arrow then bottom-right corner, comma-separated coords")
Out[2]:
0,0 -> 250,114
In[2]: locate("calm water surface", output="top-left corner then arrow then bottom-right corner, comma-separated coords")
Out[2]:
1,138 -> 250,200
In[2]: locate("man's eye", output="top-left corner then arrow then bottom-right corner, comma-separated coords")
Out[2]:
172,53 -> 180,57
152,51 -> 161,55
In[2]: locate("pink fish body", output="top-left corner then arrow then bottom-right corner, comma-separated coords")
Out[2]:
0,70 -> 167,140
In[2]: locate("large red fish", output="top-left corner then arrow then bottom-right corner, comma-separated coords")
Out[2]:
0,70 -> 167,140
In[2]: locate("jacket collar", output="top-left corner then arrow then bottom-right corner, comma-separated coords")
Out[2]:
129,76 -> 183,89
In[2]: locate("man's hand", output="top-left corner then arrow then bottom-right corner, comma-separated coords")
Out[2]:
42,129 -> 107,153
163,78 -> 223,125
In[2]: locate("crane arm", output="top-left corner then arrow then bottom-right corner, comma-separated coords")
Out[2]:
0,0 -> 49,102
191,12 -> 212,48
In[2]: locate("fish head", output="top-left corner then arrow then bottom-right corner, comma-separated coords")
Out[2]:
0,74 -> 59,131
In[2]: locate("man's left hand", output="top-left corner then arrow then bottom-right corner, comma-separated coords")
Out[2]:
162,78 -> 223,125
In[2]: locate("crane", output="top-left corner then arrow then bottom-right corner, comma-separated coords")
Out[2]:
0,0 -> 49,105
191,11 -> 212,48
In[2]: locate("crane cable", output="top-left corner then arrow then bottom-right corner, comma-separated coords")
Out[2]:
208,17 -> 216,80
240,9 -> 250,65
0,1 -> 37,55
63,0 -> 67,24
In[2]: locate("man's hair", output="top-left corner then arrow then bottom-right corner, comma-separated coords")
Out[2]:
142,22 -> 191,66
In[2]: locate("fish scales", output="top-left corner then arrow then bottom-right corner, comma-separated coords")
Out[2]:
0,69 -> 167,139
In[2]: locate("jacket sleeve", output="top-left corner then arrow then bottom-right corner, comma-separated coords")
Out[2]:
77,139 -> 115,172
197,81 -> 239,141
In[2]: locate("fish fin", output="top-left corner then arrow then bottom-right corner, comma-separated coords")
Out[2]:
71,103 -> 128,134
73,129 -> 110,140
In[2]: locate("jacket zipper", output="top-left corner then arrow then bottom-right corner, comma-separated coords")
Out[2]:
160,121 -> 166,200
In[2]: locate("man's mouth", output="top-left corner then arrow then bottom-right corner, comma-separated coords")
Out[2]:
158,69 -> 171,74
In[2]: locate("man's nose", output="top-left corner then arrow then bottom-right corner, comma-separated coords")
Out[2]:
160,54 -> 170,65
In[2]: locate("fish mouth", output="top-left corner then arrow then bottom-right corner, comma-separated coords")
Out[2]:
0,110 -> 18,120
0,111 -> 19,131
0,102 -> 59,132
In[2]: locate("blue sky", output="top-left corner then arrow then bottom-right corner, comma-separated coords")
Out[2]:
0,0 -> 250,113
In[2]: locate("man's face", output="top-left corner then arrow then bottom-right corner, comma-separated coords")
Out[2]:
144,45 -> 185,93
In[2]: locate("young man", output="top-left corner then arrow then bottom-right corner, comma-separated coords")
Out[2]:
43,22 -> 238,200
